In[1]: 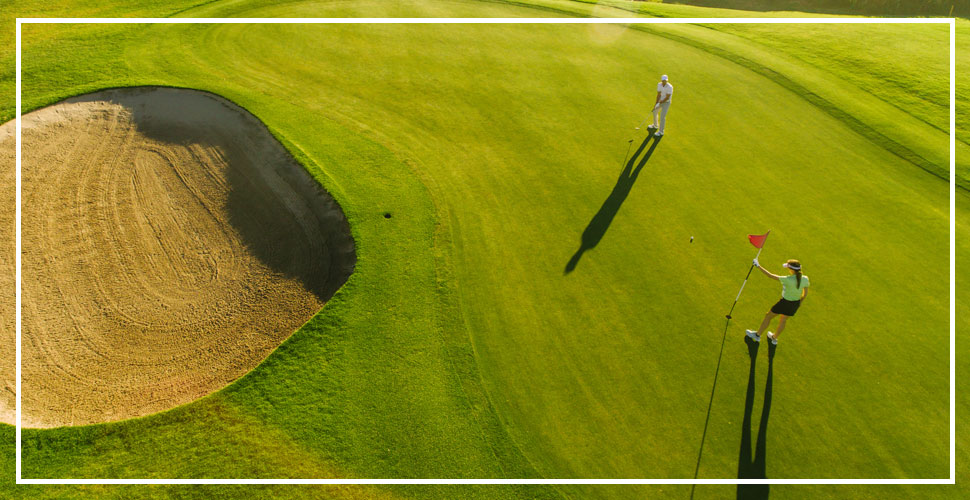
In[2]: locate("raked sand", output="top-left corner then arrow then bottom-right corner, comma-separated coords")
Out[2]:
0,87 -> 355,428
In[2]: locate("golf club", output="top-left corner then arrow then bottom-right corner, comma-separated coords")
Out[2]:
620,138 -> 634,166
634,104 -> 659,130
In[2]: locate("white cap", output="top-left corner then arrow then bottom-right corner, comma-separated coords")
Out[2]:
782,262 -> 801,271
661,75 -> 668,81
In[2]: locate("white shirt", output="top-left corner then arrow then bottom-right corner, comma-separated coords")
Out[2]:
657,82 -> 673,103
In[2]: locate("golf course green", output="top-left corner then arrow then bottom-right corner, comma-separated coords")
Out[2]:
1,0 -> 966,499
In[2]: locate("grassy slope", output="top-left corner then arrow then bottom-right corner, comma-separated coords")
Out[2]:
701,23 -> 960,142
1,0 -> 965,499
694,21 -> 970,183
525,0 -> 968,187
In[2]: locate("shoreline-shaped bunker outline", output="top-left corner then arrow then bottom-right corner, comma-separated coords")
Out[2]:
0,86 -> 356,428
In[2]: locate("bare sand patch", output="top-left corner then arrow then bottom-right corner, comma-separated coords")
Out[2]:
0,87 -> 355,428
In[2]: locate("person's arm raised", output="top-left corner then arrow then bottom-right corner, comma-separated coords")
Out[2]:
753,259 -> 781,281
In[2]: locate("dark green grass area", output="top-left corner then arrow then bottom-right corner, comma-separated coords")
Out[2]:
1,0 -> 965,499
566,0 -> 966,17
660,0 -> 966,17
699,22 -> 968,158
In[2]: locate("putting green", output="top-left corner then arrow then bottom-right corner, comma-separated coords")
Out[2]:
1,0 -> 965,499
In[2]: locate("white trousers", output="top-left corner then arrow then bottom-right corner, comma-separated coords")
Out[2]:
652,101 -> 670,133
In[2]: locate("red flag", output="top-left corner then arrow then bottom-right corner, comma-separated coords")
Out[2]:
748,233 -> 768,249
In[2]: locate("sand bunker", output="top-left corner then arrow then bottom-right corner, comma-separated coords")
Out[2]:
0,87 -> 355,428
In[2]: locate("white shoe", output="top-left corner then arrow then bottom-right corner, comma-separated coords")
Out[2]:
647,124 -> 658,130
654,131 -> 664,137
767,332 -> 778,345
745,329 -> 760,342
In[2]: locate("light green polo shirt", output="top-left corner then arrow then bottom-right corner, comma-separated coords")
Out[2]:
780,274 -> 809,301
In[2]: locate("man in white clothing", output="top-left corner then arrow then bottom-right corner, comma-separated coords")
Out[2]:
648,75 -> 673,137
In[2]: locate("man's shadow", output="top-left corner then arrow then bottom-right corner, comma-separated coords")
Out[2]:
736,337 -> 775,500
564,134 -> 662,274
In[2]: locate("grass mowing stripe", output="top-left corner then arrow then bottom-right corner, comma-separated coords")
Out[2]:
628,23 -> 960,189
701,23 -> 957,140
166,0 -> 229,18
690,319 -> 731,480
483,0 -> 961,188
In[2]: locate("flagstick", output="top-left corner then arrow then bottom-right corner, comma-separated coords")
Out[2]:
726,231 -> 770,320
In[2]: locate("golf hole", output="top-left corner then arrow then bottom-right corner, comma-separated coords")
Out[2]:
384,212 -> 392,219
0,87 -> 356,428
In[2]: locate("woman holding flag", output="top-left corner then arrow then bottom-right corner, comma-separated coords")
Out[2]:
746,259 -> 809,345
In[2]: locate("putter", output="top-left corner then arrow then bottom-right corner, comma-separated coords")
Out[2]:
635,105 -> 660,130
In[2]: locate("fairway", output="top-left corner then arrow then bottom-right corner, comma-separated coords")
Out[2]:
0,0 -> 965,499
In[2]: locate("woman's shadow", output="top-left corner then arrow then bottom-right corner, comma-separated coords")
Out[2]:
737,337 -> 775,500
564,134 -> 662,274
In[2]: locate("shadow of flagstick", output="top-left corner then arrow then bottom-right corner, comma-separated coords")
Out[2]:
689,318 -> 732,500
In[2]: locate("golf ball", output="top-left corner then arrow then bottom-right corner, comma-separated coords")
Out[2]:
690,236 -> 694,243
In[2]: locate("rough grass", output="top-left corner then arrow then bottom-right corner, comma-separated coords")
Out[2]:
1,1 -> 964,499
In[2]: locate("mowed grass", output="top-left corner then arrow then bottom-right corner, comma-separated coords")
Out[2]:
487,0 -> 967,186
1,1 -> 965,499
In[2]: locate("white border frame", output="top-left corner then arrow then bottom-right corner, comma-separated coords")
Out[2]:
14,16 -> 956,486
